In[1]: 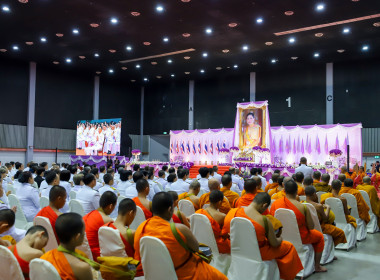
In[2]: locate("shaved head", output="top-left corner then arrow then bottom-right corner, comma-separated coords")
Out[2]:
341,166 -> 347,173
321,173 -> 330,183
363,176 -> 371,184
338,174 -> 346,182
208,178 -> 220,191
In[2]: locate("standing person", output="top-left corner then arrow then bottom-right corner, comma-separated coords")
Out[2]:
295,157 -> 313,178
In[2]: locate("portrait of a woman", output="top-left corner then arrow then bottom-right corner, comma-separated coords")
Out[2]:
243,112 -> 261,148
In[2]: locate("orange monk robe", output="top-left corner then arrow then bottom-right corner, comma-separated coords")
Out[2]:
296,183 -> 305,195
83,210 -> 105,260
353,172 -> 366,187
220,187 -> 239,207
320,193 -> 357,228
36,206 -> 59,242
178,192 -> 199,210
356,184 -> 380,227
221,208 -> 303,280
134,216 -> 227,280
345,172 -> 357,181
313,179 -> 320,185
318,211 -> 347,246
370,173 -> 380,191
265,182 -> 278,193
199,193 -> 231,214
195,209 -> 230,254
41,248 -> 88,280
103,222 -> 135,257
339,187 -> 370,224
133,197 -> 153,220
314,182 -> 332,193
272,190 -> 286,200
241,188 -> 263,196
9,245 -> 30,280
270,197 -> 324,253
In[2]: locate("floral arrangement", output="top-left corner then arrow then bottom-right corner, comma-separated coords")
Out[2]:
170,161 -> 194,169
252,146 -> 270,153
131,149 -> 141,156
230,146 -> 240,152
233,157 -> 253,161
219,148 -> 230,154
329,149 -> 342,157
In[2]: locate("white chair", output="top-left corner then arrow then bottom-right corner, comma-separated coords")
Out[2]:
99,227 -> 128,257
316,192 -> 326,203
358,190 -> 379,233
29,258 -> 61,280
202,204 -> 210,209
325,197 -> 356,250
8,194 -> 33,230
304,203 -> 335,265
227,217 -> 280,280
0,246 -> 24,280
299,195 -> 306,201
190,214 -> 231,275
7,184 -> 16,194
197,189 -> 206,197
140,236 -> 178,280
39,196 -> 49,209
117,195 -> 127,204
69,199 -> 85,217
340,193 -> 367,241
77,233 -> 93,260
178,199 -> 195,217
274,208 -> 315,278
34,216 -> 58,252
69,191 -> 77,199
129,206 -> 146,230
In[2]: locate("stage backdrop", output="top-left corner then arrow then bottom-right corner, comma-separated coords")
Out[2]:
170,123 -> 362,165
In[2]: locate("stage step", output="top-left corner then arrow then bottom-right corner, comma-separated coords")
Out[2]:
189,165 -> 231,179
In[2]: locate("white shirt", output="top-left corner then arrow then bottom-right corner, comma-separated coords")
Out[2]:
39,180 -> 49,192
94,181 -> 103,191
41,185 -> 53,198
59,181 -> 72,201
117,181 -> 132,194
148,179 -> 161,194
99,173 -> 105,182
125,184 -> 138,199
156,178 -> 167,191
16,183 -> 40,222
295,164 -> 313,178
170,179 -> 190,195
232,175 -> 244,191
198,178 -> 210,192
213,173 -> 222,183
258,175 -> 267,190
76,185 -> 100,214
99,185 -> 118,196
72,185 -> 82,192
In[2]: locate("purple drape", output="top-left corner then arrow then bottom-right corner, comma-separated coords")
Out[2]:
316,136 -> 321,154
335,135 -> 339,149
301,139 -> 304,154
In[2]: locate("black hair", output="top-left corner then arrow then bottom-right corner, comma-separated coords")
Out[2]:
331,179 -> 342,190
271,173 -> 279,183
209,190 -> 224,204
0,209 -> 15,227
152,192 -> 173,216
15,162 -> 23,169
344,178 -> 354,188
221,175 -> 232,186
99,166 -> 106,173
45,171 -> 58,185
99,191 -> 117,208
40,162 -> 48,168
313,171 -> 322,180
133,171 -> 144,183
60,170 -> 71,182
103,173 -> 113,185
167,174 -> 177,183
158,170 -> 165,177
278,175 -> 285,186
250,168 -> 258,176
90,168 -> 99,176
168,191 -> 179,201
246,112 -> 255,120
133,164 -> 140,172
244,179 -> 257,193
36,167 -> 45,176
199,167 -> 210,178
26,225 -> 49,238
107,168 -> 115,174
49,185 -> 66,201
303,176 -> 314,186
168,167 -> 175,174
55,213 -> 84,244
162,165 -> 168,172
118,198 -> 137,216
295,172 -> 304,183
177,169 -> 186,179
18,171 -> 33,184
136,179 -> 149,192
253,192 -> 271,205
83,173 -> 96,185
120,170 -> 129,182
284,180 -> 298,195
305,186 -> 316,196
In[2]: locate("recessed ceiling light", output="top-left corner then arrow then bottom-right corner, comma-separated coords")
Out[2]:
40,37 -> 47,42
65,58 -> 72,63
337,49 -> 345,53
242,45 -> 249,51
156,76 -> 162,79
53,61 -> 59,65
56,33 -> 64,37
216,67 -> 222,70
343,27 -> 350,34
200,69 -> 205,73
163,37 -> 169,42
291,57 -> 298,60
2,6 -> 10,12
90,23 -> 99,28
256,17 -> 263,24
171,74 -> 175,77
25,42 -> 33,45
362,45 -> 369,51
271,59 -> 277,63
143,42 -> 151,46
126,45 -> 132,51
144,77 -> 148,81
136,64 -> 141,68
251,62 -> 258,65
182,33 -> 191,37
184,56 -> 190,60
108,49 -> 116,53
110,17 -> 118,24
121,67 -> 127,70
202,52 -> 208,57
72,29 -> 79,34
265,42 -> 273,46
233,64 -> 238,68
373,22 -> 380,27
289,37 -> 296,43
94,53 -> 99,57
205,28 -> 213,34
314,52 -> 320,57
222,49 -> 230,53
131,80 -> 136,82
0,49 -> 7,52
315,33 -> 324,37
284,11 -> 294,16
12,45 -> 19,51
228,23 -> 238,28
109,69 -> 114,73
185,72 -> 190,74
79,56 -> 85,59
316,4 -> 325,11
96,71 -> 101,75
131,12 -> 140,16
151,61 -> 158,65
156,5 -> 164,12
167,59 -> 172,63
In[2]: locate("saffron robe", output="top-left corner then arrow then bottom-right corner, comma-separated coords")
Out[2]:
356,184 -> 380,227
103,221 -> 135,257
133,197 -> 153,220
199,193 -> 231,214
314,182 -> 332,193
9,245 -> 30,280
265,182 -> 278,193
36,206 -> 59,242
320,193 -> 357,228
178,192 -> 199,210
220,187 -> 239,207
83,210 -> 105,260
339,187 -> 370,224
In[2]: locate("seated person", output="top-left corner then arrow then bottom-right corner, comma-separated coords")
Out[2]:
234,178 -> 263,208
265,173 -> 280,192
170,169 -> 190,195
312,171 -> 322,185
156,170 -> 168,190
294,172 -> 306,195
303,176 -> 315,189
341,166 -> 356,180
9,226 -> 49,280
0,209 -> 16,246
72,173 -> 84,192
339,178 -> 370,224
222,192 -> 303,280
314,174 -> 332,192
36,185 -> 67,242
40,171 -> 60,198
41,213 -> 94,280
356,176 -> 380,227
178,180 -> 201,210
103,198 -> 137,257
125,171 -> 143,199
220,175 -> 239,207
16,171 -> 40,222
269,176 -> 286,198
196,190 -> 230,254
133,192 -> 228,279
198,167 -> 211,192
353,166 -> 366,187
83,191 -> 117,260
305,186 -> 347,246
270,180 -> 326,273
132,179 -> 153,220
168,191 -> 190,228
98,173 -> 118,195
199,179 -> 231,214
338,174 -> 346,184
76,174 -> 101,214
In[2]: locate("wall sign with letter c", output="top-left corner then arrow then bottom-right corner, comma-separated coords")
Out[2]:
327,95 -> 333,101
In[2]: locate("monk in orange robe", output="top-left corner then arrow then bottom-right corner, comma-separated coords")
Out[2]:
341,166 -> 357,181
35,185 -> 67,242
270,180 -> 327,272
370,166 -> 380,191
83,191 -> 117,260
220,174 -> 239,207
264,173 -> 279,192
222,192 -> 303,280
314,173 -> 332,193
41,213 -> 94,279
132,179 -> 153,220
305,186 -> 347,246
312,170 -> 322,185
9,226 -> 49,280
168,191 -> 190,228
339,178 -> 370,224
134,192 -> 227,279
199,179 -> 231,214
196,190 -> 230,254
320,179 -> 357,228
269,175 -> 285,197
178,180 -> 201,210
357,176 -> 380,227
353,166 -> 366,187
102,198 -> 137,257
294,172 -> 306,195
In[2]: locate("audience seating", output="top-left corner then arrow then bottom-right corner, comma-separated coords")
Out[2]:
6,184 -> 16,194
304,202 -> 335,264
316,192 -> 326,203
0,246 -> 25,280
358,190 -> 379,233
340,193 -> 367,241
29,258 -> 61,280
8,194 -> 33,230
39,196 -> 49,209
98,227 -> 128,257
129,206 -> 146,230
77,233 -> 93,260
227,217 -> 280,280
325,197 -> 356,250
274,208 -> 315,278
33,216 -> 58,252
178,199 -> 195,216
140,236 -> 178,280
190,213 -> 231,275
68,199 -> 85,217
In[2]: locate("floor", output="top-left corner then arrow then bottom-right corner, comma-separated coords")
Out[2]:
308,232 -> 380,280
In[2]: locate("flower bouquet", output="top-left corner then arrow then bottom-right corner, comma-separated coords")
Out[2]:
131,149 -> 141,161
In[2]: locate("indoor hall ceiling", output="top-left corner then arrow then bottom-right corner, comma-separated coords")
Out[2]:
0,0 -> 380,83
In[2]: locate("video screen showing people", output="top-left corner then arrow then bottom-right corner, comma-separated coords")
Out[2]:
76,118 -> 121,156
239,109 -> 264,149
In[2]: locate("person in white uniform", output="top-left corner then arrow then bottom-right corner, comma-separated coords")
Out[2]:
117,170 -> 133,194
295,157 -> 313,178
169,169 -> 190,195
147,172 -> 162,194
76,173 -> 100,215
99,173 -> 118,196
16,171 -> 40,222
125,171 -> 145,199
72,173 -> 84,192
212,166 -> 222,183
198,167 -> 210,192
40,171 -> 60,198
156,171 -> 168,191
229,167 -> 244,191
90,168 -> 103,191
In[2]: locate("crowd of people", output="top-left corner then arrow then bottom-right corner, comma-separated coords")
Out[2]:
0,157 -> 379,279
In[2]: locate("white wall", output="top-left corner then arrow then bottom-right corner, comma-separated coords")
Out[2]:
0,151 -> 72,166
0,151 -> 26,164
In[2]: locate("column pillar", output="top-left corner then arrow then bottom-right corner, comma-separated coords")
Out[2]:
326,63 -> 334,124
250,72 -> 256,102
140,86 -> 144,152
26,62 -> 36,163
189,80 -> 194,130
93,76 -> 100,120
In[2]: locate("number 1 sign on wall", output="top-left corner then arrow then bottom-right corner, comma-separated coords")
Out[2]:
286,97 -> 291,108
